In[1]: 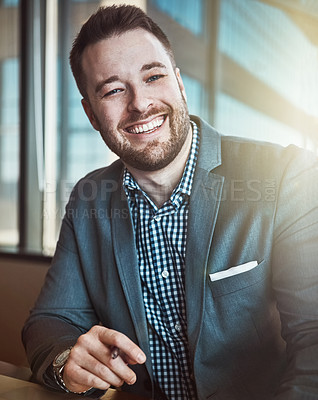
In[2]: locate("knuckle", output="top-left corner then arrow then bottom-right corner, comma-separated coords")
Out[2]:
77,334 -> 89,347
88,375 -> 109,390
128,372 -> 136,384
87,375 -> 98,388
106,329 -> 117,341
96,363 -> 109,378
90,325 -> 101,335
114,379 -> 125,388
107,330 -> 123,347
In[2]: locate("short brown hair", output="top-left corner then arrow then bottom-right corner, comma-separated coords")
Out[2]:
69,4 -> 175,98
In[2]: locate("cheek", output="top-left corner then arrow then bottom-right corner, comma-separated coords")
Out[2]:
94,104 -> 120,128
106,102 -> 128,125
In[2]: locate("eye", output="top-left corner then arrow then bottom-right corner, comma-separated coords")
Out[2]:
104,88 -> 123,97
147,74 -> 164,83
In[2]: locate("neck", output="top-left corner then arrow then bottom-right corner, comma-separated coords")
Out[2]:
126,125 -> 193,208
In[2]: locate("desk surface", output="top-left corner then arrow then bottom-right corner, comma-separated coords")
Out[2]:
0,374 -> 148,400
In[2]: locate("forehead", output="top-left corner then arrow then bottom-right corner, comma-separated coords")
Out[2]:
81,28 -> 174,82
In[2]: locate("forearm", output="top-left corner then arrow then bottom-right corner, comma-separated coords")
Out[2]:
22,316 -> 106,398
22,314 -> 82,386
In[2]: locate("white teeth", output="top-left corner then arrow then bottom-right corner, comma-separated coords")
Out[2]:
127,116 -> 164,134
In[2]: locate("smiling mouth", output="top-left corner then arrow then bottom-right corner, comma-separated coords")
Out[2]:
125,115 -> 166,134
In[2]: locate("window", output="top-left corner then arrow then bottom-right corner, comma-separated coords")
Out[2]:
0,2 -> 20,247
3,0 -> 19,7
182,74 -> 208,120
214,0 -> 318,150
150,0 -> 204,36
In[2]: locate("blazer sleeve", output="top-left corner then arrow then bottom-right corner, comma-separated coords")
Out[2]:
22,197 -> 101,392
271,146 -> 318,398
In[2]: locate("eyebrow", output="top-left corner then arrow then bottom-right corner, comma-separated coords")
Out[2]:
141,62 -> 167,72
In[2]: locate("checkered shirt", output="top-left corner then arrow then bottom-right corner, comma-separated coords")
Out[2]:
123,121 -> 199,400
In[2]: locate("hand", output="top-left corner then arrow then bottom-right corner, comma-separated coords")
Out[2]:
62,325 -> 146,393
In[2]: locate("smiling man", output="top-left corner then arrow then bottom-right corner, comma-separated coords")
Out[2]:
22,5 -> 318,400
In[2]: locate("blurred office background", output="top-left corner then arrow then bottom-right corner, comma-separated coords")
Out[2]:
1,0 -> 318,256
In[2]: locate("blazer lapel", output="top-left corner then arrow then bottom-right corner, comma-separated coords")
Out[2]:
185,117 -> 224,356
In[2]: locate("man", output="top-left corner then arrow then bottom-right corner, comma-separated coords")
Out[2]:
22,5 -> 318,400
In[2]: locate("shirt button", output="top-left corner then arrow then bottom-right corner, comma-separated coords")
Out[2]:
175,323 -> 181,332
161,270 -> 169,278
153,215 -> 161,221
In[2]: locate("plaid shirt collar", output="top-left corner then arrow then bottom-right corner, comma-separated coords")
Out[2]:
123,120 -> 199,209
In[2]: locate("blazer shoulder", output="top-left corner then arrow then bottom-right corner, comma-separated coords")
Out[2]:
213,134 -> 318,187
68,158 -> 124,205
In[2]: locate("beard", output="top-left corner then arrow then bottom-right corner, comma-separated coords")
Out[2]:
97,96 -> 191,172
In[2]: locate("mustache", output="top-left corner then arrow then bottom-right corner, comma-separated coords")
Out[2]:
118,106 -> 172,129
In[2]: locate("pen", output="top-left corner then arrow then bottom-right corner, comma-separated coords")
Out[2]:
111,346 -> 120,359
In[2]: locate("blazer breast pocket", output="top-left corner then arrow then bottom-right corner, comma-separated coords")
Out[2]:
208,260 -> 269,298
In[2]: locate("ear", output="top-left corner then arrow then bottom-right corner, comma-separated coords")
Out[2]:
81,98 -> 100,131
175,67 -> 187,102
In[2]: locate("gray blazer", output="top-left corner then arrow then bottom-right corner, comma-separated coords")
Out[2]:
23,117 -> 318,399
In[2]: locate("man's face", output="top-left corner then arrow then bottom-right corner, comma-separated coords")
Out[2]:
81,28 -> 190,171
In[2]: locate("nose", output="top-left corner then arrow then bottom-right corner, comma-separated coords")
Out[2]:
127,86 -> 153,114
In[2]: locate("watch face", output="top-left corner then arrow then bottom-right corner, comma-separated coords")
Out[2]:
53,348 -> 72,367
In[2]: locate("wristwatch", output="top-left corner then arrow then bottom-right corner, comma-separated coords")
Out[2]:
53,347 -> 91,394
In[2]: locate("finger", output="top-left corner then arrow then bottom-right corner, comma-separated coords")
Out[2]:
64,362 -> 111,392
70,344 -> 136,386
83,352 -> 136,387
97,328 -> 146,365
